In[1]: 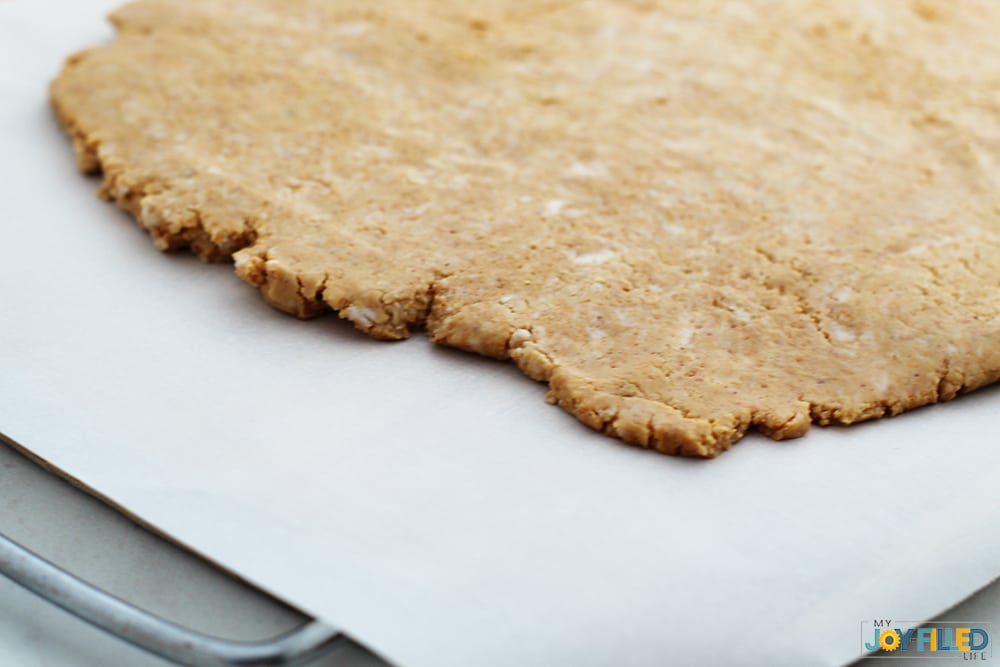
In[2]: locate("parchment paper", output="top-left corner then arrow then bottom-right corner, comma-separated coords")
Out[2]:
2,3 -> 998,666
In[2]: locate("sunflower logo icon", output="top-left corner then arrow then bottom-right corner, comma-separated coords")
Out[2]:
879,629 -> 902,652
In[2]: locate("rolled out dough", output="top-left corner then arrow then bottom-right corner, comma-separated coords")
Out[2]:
51,0 -> 1000,456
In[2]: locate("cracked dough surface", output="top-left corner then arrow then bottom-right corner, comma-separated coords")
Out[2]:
51,0 -> 1000,456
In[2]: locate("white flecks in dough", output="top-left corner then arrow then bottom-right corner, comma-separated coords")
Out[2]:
344,305 -> 377,328
832,286 -> 854,303
233,252 -> 253,271
676,326 -> 694,347
406,202 -> 431,217
139,202 -> 161,230
110,179 -> 131,200
406,168 -> 429,184
508,328 -> 533,348
568,160 -> 609,178
731,307 -> 751,322
829,322 -> 856,343
571,248 -> 617,265
335,20 -> 370,36
902,236 -> 960,257
544,199 -> 566,216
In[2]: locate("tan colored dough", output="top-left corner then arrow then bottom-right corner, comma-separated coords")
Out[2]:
51,0 -> 1000,456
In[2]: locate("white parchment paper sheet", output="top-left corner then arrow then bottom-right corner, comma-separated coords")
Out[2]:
2,3 -> 998,665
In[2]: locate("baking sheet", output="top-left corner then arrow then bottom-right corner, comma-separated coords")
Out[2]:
2,2 -> 999,666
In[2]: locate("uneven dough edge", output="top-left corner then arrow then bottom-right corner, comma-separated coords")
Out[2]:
50,80 -> 1000,458
50,73 -> 258,263
47,17 -> 1000,459
50,76 -> 752,457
